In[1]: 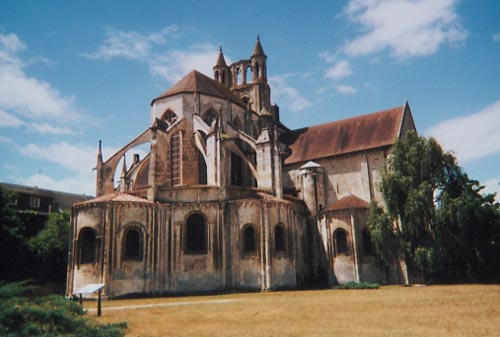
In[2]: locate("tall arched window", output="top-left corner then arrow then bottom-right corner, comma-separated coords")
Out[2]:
79,228 -> 96,264
334,229 -> 349,256
230,153 -> 243,186
274,225 -> 285,253
202,109 -> 217,126
124,228 -> 142,260
243,225 -> 256,253
170,132 -> 181,186
185,213 -> 207,254
198,151 -> 207,185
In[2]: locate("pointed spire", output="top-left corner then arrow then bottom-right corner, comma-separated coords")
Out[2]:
120,155 -> 127,192
97,140 -> 103,164
252,35 -> 265,57
121,154 -> 127,178
215,45 -> 227,67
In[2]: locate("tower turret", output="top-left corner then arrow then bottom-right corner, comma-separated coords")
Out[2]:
213,46 -> 229,88
251,35 -> 267,82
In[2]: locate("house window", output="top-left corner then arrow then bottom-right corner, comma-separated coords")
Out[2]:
185,213 -> 207,254
124,228 -> 142,260
29,196 -> 40,208
243,225 -> 256,254
79,228 -> 96,264
334,229 -> 349,256
170,132 -> 181,186
274,225 -> 285,253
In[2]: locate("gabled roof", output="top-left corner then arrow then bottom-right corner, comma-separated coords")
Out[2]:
282,105 -> 409,165
0,182 -> 93,208
151,70 -> 245,107
77,192 -> 151,205
325,195 -> 370,212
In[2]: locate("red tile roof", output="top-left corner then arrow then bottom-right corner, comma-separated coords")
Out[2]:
282,105 -> 406,165
326,195 -> 370,212
77,192 -> 152,205
151,70 -> 245,107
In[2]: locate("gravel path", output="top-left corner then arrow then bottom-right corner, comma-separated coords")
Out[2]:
86,298 -> 239,312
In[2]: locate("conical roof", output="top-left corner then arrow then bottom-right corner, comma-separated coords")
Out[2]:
151,70 -> 245,107
252,36 -> 265,57
215,47 -> 227,67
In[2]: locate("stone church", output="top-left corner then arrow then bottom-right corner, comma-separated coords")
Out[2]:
66,37 -> 416,298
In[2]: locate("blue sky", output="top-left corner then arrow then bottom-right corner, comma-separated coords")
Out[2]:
0,0 -> 499,198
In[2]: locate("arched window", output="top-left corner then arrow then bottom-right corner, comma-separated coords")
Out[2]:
243,225 -> 256,253
246,66 -> 252,84
79,228 -> 96,264
124,228 -> 142,260
185,213 -> 207,254
334,229 -> 349,256
255,63 -> 260,79
363,228 -> 373,254
198,151 -> 207,185
236,68 -> 241,85
274,225 -> 285,253
230,153 -> 243,186
162,109 -> 177,127
170,132 -> 181,186
202,109 -> 217,126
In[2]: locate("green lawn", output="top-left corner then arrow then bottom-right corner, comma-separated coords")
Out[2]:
87,285 -> 500,337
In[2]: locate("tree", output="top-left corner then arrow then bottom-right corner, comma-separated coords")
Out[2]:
377,131 -> 445,283
29,210 -> 71,284
434,157 -> 500,282
0,186 -> 33,282
368,131 -> 500,284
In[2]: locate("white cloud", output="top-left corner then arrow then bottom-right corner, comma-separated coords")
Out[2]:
18,173 -> 96,196
343,0 -> 467,59
0,136 -> 14,143
493,33 -> 500,42
0,32 -> 88,134
85,27 -> 222,84
149,43 -> 222,82
425,100 -> 500,163
82,26 -> 178,61
335,84 -> 358,94
325,60 -> 353,80
0,108 -> 24,127
16,141 -> 149,195
269,74 -> 312,112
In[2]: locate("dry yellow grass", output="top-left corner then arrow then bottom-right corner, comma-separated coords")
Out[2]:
86,285 -> 500,337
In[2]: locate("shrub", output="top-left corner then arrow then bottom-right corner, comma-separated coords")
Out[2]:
0,282 -> 126,337
337,282 -> 380,289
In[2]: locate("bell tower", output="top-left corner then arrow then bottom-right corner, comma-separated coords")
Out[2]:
213,37 -> 273,115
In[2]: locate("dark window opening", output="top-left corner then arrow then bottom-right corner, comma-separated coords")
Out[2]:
202,109 -> 217,126
274,225 -> 285,253
243,226 -> 256,253
162,110 -> 177,127
185,214 -> 207,254
79,228 -> 96,264
334,229 -> 349,256
363,228 -> 373,254
198,151 -> 207,184
231,153 -> 243,186
124,229 -> 142,260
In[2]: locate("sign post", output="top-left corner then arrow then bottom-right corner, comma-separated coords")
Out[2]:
74,283 -> 105,316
